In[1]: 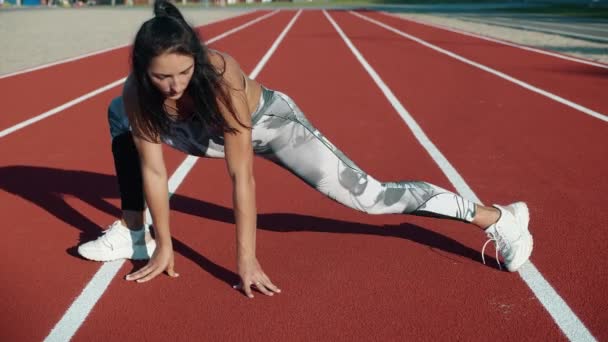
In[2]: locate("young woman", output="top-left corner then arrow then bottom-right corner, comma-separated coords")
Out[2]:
78,1 -> 533,299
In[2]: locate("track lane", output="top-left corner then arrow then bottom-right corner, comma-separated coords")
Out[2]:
359,11 -> 608,119
0,11 -> 296,342
72,10 -> 562,341
334,10 -> 606,340
0,90 -> 189,342
0,10 -> 271,131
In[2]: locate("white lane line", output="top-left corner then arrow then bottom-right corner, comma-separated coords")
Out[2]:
0,78 -> 126,139
459,17 -> 608,43
353,11 -> 608,124
0,45 -> 132,80
43,10 -> 301,342
43,158 -> 195,342
203,10 -> 279,47
0,10 -> 280,140
382,12 -> 608,69
324,10 -> 597,342
0,10 -> 256,80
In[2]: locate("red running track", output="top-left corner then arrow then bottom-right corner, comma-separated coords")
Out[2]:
1,9 -> 605,342
0,10 -> 292,341
335,10 -> 608,339
371,11 -> 608,115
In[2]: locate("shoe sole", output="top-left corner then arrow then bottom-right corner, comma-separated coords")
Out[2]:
506,202 -> 534,272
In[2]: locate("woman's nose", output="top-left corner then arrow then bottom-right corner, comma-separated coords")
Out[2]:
169,78 -> 180,92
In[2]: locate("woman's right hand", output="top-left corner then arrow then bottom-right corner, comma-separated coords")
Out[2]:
125,244 -> 179,283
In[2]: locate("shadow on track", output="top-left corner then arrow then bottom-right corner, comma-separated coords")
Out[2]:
0,164 -> 500,286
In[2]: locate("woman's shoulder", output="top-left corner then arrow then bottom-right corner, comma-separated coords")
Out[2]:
208,49 -> 242,80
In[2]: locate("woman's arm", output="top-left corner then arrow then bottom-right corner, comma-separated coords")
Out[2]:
212,52 -> 280,298
134,135 -> 170,248
122,75 -> 178,282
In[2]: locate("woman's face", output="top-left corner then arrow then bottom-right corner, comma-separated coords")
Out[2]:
147,52 -> 194,100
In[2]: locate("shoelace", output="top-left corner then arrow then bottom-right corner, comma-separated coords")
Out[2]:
101,222 -> 149,248
98,222 -> 123,249
481,231 -> 503,271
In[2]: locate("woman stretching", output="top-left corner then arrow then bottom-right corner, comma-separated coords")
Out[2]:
78,1 -> 533,299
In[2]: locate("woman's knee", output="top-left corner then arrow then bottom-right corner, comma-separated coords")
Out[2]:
326,171 -> 390,215
108,96 -> 130,140
339,179 -> 441,216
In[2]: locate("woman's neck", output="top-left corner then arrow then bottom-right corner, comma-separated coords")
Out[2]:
164,93 -> 194,120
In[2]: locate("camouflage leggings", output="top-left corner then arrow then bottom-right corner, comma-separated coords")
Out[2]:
108,87 -> 477,221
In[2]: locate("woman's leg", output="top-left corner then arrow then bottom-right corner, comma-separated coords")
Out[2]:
111,132 -> 146,229
108,96 -> 146,229
251,92 -> 534,272
251,92 -> 497,228
78,96 -> 154,261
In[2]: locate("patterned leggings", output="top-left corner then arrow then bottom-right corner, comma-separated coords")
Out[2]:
108,87 -> 478,222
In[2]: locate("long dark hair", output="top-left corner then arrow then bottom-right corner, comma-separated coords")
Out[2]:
130,0 -> 247,141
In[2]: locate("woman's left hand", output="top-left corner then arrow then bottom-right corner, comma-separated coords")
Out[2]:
233,256 -> 281,298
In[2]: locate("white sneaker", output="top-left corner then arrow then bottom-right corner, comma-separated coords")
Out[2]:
482,202 -> 533,272
78,220 -> 156,261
